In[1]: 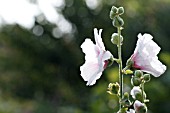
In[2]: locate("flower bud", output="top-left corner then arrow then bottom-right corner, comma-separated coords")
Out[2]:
110,6 -> 118,19
106,56 -> 114,67
112,16 -> 124,27
130,86 -> 143,101
126,58 -> 133,68
121,92 -> 131,107
134,100 -> 147,113
124,92 -> 129,99
107,82 -> 120,95
118,7 -> 124,15
121,99 -> 131,108
127,109 -> 135,113
124,69 -> 133,75
135,70 -> 143,78
111,6 -> 118,13
117,107 -> 128,113
143,74 -> 150,82
131,77 -> 142,86
111,33 -> 123,45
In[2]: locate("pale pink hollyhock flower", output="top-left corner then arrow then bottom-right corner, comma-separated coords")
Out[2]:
130,33 -> 166,77
80,28 -> 112,86
126,109 -> 135,113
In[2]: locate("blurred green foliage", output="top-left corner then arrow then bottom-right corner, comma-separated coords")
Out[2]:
0,0 -> 169,113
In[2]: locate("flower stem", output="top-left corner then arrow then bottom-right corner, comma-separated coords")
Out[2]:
117,27 -> 123,109
141,82 -> 145,103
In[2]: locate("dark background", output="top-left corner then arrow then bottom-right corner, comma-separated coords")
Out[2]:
0,0 -> 169,113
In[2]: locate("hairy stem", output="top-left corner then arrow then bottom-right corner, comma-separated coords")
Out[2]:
117,27 -> 123,109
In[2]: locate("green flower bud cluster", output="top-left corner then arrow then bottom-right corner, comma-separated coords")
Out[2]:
131,70 -> 151,86
129,86 -> 148,113
117,92 -> 134,113
131,70 -> 143,86
110,6 -> 124,27
129,70 -> 151,113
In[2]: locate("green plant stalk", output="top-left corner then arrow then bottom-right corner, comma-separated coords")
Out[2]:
141,82 -> 145,103
117,27 -> 123,109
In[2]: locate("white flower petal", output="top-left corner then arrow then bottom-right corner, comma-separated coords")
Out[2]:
81,39 -> 98,61
131,33 -> 166,77
135,33 -> 160,57
141,57 -> 166,77
130,86 -> 141,99
126,109 -> 135,113
94,28 -> 105,50
86,72 -> 102,86
134,100 -> 145,112
80,28 -> 113,86
102,51 -> 112,61
80,61 -> 99,81
80,61 -> 103,86
134,100 -> 143,107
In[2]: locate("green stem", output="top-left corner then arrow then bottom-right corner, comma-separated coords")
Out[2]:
141,82 -> 145,103
117,27 -> 123,109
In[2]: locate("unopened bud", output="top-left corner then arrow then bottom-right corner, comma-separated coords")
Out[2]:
124,69 -> 133,75
121,99 -> 131,108
118,7 -> 124,15
107,82 -> 120,95
131,77 -> 142,86
124,92 -> 129,99
130,86 -> 143,101
127,109 -> 135,113
106,56 -> 114,67
126,58 -> 133,68
111,33 -> 123,45
121,92 -> 131,108
117,108 -> 127,113
135,70 -> 143,78
134,100 -> 147,113
112,16 -> 124,27
111,6 -> 118,13
110,6 -> 118,19
143,74 -> 150,82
